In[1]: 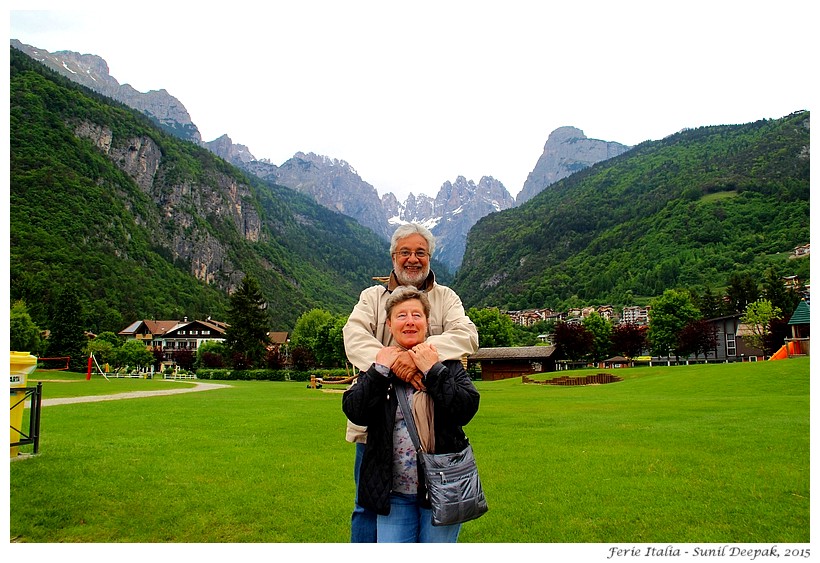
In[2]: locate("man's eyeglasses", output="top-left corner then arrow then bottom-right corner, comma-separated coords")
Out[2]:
393,249 -> 428,259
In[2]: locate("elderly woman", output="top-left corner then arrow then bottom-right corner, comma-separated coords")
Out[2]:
342,285 -> 481,543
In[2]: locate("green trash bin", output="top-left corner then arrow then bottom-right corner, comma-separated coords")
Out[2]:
10,352 -> 37,458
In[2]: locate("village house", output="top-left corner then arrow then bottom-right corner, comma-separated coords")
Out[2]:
545,311 -> 567,323
693,314 -> 765,362
504,308 -> 554,326
597,305 -> 615,321
267,331 -> 290,363
620,305 -> 651,325
118,317 -> 229,369
791,243 -> 810,258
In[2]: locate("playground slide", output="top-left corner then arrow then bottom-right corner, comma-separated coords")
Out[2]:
769,341 -> 796,360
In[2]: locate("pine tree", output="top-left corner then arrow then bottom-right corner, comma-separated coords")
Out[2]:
224,276 -> 270,368
47,286 -> 88,372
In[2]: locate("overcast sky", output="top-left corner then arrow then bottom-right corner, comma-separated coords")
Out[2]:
7,0 -> 814,202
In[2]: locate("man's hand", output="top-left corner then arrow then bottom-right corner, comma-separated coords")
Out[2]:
375,346 -> 401,369
392,350 -> 425,391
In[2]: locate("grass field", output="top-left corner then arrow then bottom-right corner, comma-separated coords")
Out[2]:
8,359 -> 810,544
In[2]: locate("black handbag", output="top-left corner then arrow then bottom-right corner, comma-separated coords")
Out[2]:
396,386 -> 488,526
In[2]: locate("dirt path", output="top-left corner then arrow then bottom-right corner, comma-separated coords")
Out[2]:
39,381 -> 232,406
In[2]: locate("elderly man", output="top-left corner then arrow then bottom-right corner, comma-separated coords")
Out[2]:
343,223 -> 479,542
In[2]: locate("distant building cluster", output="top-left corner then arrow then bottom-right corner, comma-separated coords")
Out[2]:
504,305 -> 650,328
504,269 -> 811,329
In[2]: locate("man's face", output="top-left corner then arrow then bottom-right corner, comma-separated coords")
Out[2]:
392,233 -> 431,287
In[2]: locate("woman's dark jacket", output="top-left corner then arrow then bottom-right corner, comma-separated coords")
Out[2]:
342,359 -> 480,516
342,360 -> 479,514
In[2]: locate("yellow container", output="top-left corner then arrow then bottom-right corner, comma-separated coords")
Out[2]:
10,351 -> 37,457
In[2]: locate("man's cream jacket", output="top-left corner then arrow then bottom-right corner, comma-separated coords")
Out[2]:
342,271 -> 479,443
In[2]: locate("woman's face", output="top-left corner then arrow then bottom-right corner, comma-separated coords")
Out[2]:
387,298 -> 428,349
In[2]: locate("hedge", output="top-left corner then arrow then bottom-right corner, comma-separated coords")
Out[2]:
195,368 -> 352,382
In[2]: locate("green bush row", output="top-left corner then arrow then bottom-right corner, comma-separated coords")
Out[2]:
195,368 -> 351,382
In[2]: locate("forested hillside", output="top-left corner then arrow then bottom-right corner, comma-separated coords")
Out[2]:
9,47 -> 395,333
454,112 -> 810,310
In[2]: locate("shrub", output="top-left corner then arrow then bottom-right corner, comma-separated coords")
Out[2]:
192,368 -> 354,382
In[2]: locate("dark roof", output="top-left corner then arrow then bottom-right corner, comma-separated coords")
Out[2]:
705,314 -> 742,322
788,300 -> 810,325
268,331 -> 289,344
469,346 -> 557,360
118,319 -> 179,336
119,319 -> 227,336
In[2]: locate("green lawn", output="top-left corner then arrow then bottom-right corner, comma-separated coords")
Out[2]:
9,358 -> 809,543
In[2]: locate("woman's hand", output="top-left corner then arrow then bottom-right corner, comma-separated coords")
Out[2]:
409,342 -> 439,374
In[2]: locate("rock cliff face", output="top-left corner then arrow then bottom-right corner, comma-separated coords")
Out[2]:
73,118 -> 260,291
515,126 -> 632,205
267,152 -> 394,240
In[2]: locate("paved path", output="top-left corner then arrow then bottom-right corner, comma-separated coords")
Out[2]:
39,381 -> 232,406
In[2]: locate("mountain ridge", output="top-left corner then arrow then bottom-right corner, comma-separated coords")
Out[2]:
10,39 -> 631,272
9,46 -> 392,333
453,112 -> 811,311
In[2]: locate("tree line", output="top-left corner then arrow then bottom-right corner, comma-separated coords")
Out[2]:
466,266 -> 804,363
11,263 -> 805,374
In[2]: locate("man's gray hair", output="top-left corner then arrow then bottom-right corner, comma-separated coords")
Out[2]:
390,223 -> 436,256
385,285 -> 431,319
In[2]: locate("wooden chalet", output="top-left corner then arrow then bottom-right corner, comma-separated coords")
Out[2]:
118,317 -> 228,368
600,355 -> 631,368
467,345 -> 560,381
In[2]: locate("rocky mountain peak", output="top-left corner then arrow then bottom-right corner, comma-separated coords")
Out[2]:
273,152 -> 393,240
204,134 -> 257,164
11,39 -> 203,144
547,125 -> 587,142
515,126 -> 632,205
426,175 -> 515,269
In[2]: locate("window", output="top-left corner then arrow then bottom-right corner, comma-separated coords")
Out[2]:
726,333 -> 736,356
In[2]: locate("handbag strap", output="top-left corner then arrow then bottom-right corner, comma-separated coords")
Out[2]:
395,384 -> 424,453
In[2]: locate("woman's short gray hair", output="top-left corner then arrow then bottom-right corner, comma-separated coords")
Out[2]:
390,223 -> 436,257
385,285 -> 431,319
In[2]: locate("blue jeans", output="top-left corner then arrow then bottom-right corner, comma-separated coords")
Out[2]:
377,492 -> 461,543
351,442 -> 377,542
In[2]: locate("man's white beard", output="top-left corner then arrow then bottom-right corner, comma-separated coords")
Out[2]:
395,263 -> 430,287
